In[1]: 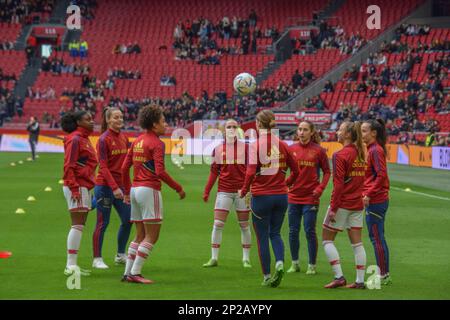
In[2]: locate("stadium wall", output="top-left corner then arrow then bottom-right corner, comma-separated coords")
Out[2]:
0,131 -> 448,170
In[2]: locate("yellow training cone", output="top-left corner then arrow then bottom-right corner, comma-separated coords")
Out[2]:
27,157 -> 33,161
10,162 -> 16,166
18,160 -> 23,164
58,179 -> 64,185
405,188 -> 412,192
15,208 -> 25,214
27,196 -> 36,202
44,187 -> 52,192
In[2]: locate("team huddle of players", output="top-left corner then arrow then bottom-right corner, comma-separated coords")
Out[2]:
61,105 -> 391,288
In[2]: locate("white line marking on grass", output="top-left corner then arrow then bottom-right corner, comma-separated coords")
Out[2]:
391,186 -> 450,201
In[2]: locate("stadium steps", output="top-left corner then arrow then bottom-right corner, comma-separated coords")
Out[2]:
256,60 -> 284,84
316,0 -> 346,21
13,58 -> 42,99
15,25 -> 32,50
49,0 -> 72,24
255,0 -> 347,100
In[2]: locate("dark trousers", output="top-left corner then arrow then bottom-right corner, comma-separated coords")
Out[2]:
366,201 -> 390,276
251,194 -> 288,275
29,138 -> 37,160
288,203 -> 319,265
93,185 -> 132,257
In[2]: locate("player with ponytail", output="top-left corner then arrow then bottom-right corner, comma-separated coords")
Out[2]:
92,107 -> 132,269
239,110 -> 299,287
61,111 -> 97,276
361,119 -> 391,285
286,121 -> 330,275
322,121 -> 368,289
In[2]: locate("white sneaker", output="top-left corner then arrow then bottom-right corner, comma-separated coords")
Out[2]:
114,254 -> 127,264
92,258 -> 109,269
64,265 -> 91,276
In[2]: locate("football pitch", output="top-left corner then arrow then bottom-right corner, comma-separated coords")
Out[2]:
0,152 -> 449,300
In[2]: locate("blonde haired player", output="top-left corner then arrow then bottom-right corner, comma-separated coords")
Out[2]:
202,119 -> 252,268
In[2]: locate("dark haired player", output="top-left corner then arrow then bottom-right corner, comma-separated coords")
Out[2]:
121,105 -> 185,284
61,111 -> 97,276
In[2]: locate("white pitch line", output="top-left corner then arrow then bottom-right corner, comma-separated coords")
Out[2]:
391,186 -> 450,201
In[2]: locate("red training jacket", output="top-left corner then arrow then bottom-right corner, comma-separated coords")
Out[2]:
330,144 -> 367,212
95,128 -> 129,190
63,127 -> 98,193
241,132 -> 299,196
363,142 -> 390,204
121,130 -> 182,195
204,139 -> 247,196
288,141 -> 331,205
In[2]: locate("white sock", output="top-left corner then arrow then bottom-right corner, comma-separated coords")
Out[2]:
275,260 -> 284,270
352,242 -> 366,284
124,241 -> 139,276
264,274 -> 271,280
211,220 -> 224,260
67,225 -> 83,267
239,221 -> 251,261
292,260 -> 299,265
323,241 -> 343,278
131,242 -> 153,275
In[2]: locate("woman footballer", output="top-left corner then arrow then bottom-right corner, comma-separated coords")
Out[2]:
239,110 -> 299,287
61,111 -> 97,276
202,119 -> 252,268
287,121 -> 330,275
121,105 -> 185,284
361,119 -> 391,285
92,107 -> 132,269
322,121 -> 367,289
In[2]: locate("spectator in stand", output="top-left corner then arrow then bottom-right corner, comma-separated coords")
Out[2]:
249,9 -> 257,27
323,80 -> 334,92
291,70 -> 303,89
79,39 -> 88,58
69,40 -> 79,57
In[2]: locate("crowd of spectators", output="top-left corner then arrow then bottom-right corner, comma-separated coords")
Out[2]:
291,20 -> 367,56
0,86 -> 23,126
107,67 -> 141,80
172,11 -> 279,61
26,85 -> 56,100
69,40 -> 89,58
0,67 -> 17,84
41,57 -> 90,76
0,41 -> 15,51
160,75 -> 176,86
112,42 -> 141,55
396,24 -> 431,37
0,0 -> 54,24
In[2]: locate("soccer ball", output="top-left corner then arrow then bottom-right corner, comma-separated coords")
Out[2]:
233,72 -> 256,96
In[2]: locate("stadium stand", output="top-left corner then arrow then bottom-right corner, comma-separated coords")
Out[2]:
0,0 -> 448,146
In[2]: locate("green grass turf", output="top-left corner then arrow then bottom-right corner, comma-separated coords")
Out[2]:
0,152 -> 449,300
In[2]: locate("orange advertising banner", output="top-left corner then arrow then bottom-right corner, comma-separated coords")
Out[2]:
409,145 -> 432,167
320,142 -> 343,159
386,144 -> 398,163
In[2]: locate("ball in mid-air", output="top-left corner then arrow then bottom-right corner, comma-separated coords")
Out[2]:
233,72 -> 256,96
